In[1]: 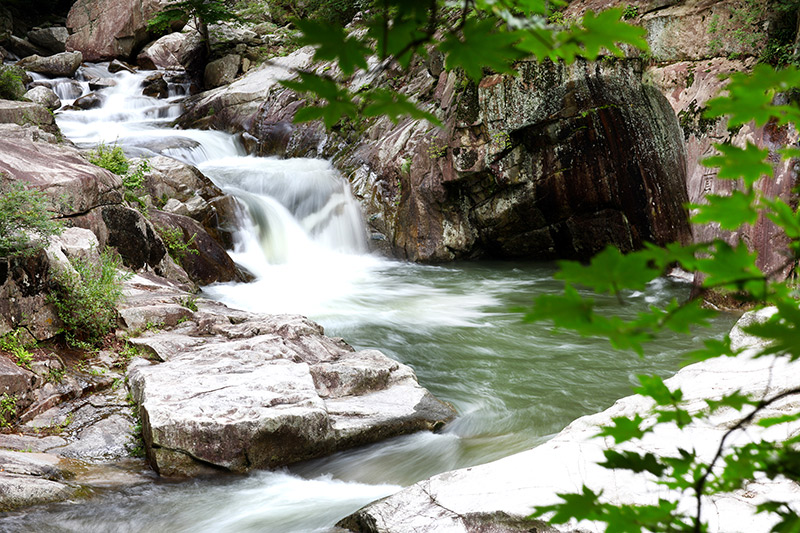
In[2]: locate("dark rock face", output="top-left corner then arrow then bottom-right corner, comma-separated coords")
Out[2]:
149,210 -> 243,285
26,27 -> 69,54
0,252 -> 60,341
100,206 -> 167,270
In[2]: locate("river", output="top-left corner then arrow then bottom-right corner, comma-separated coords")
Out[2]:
0,63 -> 737,532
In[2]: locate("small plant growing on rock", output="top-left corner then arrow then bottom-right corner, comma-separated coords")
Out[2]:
622,4 -> 639,20
159,227 -> 199,266
0,329 -> 34,369
87,143 -> 129,175
0,179 -> 63,259
49,250 -> 132,346
0,393 -> 18,428
0,65 -> 26,101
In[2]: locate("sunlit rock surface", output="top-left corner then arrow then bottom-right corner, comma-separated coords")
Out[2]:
124,275 -> 456,476
340,311 -> 800,532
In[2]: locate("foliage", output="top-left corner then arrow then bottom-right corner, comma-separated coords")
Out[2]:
0,179 -> 63,259
49,250 -> 132,346
622,5 -> 639,20
148,0 -> 237,54
177,294 -> 198,312
0,65 -> 26,101
0,329 -> 34,369
158,227 -> 199,266
267,0 -> 369,26
526,64 -> 800,532
87,143 -> 129,176
0,393 -> 17,429
280,0 -> 648,129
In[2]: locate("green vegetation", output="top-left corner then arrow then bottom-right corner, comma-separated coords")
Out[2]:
0,179 -> 63,259
49,250 -> 132,346
148,0 -> 237,54
0,65 -> 26,101
177,294 -> 198,312
0,329 -> 34,369
0,393 -> 17,428
527,64 -> 800,532
622,5 -> 640,20
159,227 -> 199,266
282,1 -> 647,129
87,143 -> 129,175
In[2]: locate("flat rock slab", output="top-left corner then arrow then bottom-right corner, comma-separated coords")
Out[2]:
0,450 -> 78,512
127,305 -> 455,477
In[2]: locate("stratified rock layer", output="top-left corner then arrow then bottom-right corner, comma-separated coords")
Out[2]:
124,278 -> 455,476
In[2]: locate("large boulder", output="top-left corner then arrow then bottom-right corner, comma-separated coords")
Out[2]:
204,54 -> 240,89
0,101 -> 59,136
0,251 -> 61,341
0,451 -> 78,512
26,27 -> 69,55
17,51 -> 82,78
136,31 -> 188,70
23,86 -> 61,111
65,0 -> 172,62
126,306 -> 456,476
0,123 -> 122,215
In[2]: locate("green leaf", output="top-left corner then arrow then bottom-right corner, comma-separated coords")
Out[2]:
601,450 -> 667,476
696,240 -> 763,294
763,197 -> 800,239
757,411 -> 800,428
635,375 -> 678,406
532,486 -> 604,523
689,190 -> 758,229
438,18 -> 527,81
706,391 -> 755,413
281,73 -> 358,128
555,246 -> 661,294
701,142 -> 772,187
295,20 -> 370,75
362,88 -> 442,126
573,9 -> 648,58
596,414 -> 648,443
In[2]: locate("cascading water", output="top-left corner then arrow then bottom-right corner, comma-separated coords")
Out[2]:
0,63 -> 737,532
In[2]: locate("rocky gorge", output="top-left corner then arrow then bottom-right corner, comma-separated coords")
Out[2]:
0,0 -> 799,531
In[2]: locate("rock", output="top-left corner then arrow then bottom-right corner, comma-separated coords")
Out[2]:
0,356 -> 37,403
0,451 -> 77,512
0,5 -> 12,41
87,77 -> 117,91
108,59 -> 136,74
126,310 -> 455,476
0,100 -> 58,135
208,22 -> 260,50
70,91 -> 103,110
141,73 -> 168,98
136,32 -> 188,70
144,156 -> 223,203
26,27 -> 69,54
23,86 -> 61,111
0,252 -> 61,341
70,205 -> 167,271
16,51 -> 83,78
204,54 -> 240,89
0,433 -> 68,453
66,0 -> 172,62
0,123 -> 122,216
5,36 -> 47,59
340,335 -> 800,532
149,210 -> 244,285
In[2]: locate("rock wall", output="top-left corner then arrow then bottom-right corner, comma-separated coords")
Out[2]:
180,55 -> 692,262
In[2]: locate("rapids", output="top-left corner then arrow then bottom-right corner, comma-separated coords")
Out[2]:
0,63 -> 736,532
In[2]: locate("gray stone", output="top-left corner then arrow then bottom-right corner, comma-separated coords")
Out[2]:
204,54 -> 240,89
6,36 -> 47,59
26,27 -> 69,54
0,450 -> 78,512
71,91 -> 103,110
23,86 -> 61,111
0,433 -> 67,453
17,51 -> 83,78
136,32 -> 188,70
126,311 -> 455,476
0,100 -> 58,135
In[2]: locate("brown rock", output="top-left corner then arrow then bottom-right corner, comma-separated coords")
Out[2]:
16,51 -> 82,78
136,32 -> 188,70
203,54 -> 240,89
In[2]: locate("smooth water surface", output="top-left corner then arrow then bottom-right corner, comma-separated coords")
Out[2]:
0,64 -> 737,532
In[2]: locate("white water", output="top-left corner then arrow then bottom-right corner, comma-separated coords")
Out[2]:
0,64 -> 736,532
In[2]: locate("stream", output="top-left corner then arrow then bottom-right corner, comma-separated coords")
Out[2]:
0,64 -> 737,532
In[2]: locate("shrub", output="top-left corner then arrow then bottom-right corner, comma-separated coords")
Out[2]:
0,393 -> 17,428
0,179 -> 63,258
159,227 -> 199,265
49,250 -> 132,346
0,65 -> 25,101
0,330 -> 34,369
87,143 -> 129,176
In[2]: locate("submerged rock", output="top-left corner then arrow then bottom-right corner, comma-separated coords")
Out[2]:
125,299 -> 456,477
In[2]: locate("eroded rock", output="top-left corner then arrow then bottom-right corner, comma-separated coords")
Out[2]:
23,86 -> 61,111
17,51 -> 82,78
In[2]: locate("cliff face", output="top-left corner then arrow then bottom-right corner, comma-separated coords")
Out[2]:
181,56 -> 692,262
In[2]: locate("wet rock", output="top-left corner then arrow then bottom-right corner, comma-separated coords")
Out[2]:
149,210 -> 243,285
0,123 -> 122,216
70,92 -> 103,110
136,32 -> 188,70
141,73 -> 168,98
144,156 -> 223,203
66,0 -> 173,62
0,433 -> 67,453
0,451 -> 77,512
26,27 -> 69,55
126,310 -> 456,477
108,59 -> 136,74
204,54 -> 240,89
87,77 -> 117,91
0,101 -> 58,136
17,51 -> 82,78
23,86 -> 61,111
